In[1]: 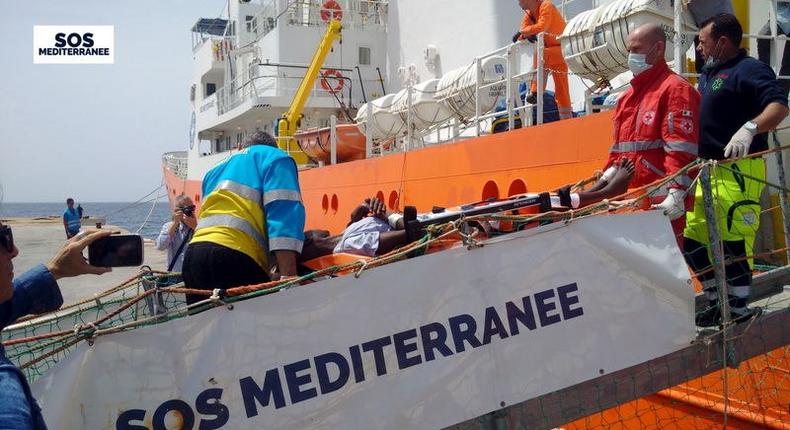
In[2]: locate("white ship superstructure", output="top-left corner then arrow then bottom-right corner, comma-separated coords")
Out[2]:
181,0 -> 604,181
188,0 -> 390,177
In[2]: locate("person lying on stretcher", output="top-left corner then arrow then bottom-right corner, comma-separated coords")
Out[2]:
301,197 -> 414,261
554,158 -> 635,209
302,195 -> 510,266
300,162 -> 637,263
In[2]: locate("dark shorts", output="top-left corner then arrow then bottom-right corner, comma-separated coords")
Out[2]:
182,242 -> 269,306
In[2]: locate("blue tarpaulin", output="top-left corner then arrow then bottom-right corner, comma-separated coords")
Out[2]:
192,18 -> 228,36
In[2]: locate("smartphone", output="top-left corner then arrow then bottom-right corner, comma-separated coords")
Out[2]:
88,234 -> 144,267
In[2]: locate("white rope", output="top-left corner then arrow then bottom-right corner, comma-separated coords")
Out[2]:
135,177 -> 165,235
353,259 -> 370,278
101,183 -> 165,219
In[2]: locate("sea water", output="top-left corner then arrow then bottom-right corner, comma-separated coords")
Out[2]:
0,201 -> 171,239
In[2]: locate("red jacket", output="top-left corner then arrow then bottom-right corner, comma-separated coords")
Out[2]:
607,62 -> 700,199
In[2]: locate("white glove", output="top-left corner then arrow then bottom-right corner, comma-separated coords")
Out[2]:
600,166 -> 618,182
723,124 -> 756,159
651,188 -> 686,220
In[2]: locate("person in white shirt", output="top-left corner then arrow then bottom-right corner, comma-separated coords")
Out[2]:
155,195 -> 197,272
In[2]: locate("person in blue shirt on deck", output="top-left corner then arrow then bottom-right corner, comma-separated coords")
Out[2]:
62,198 -> 81,239
0,224 -> 111,430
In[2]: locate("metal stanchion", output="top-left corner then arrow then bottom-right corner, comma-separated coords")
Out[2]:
699,162 -> 730,425
330,115 -> 338,165
771,132 -> 790,263
700,163 -> 730,322
536,33 -> 544,125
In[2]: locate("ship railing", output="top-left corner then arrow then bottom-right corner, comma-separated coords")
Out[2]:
161,151 -> 188,180
239,1 -> 387,50
253,63 -> 355,100
374,33 -> 545,152
215,62 -> 263,115
445,137 -> 790,430
192,34 -> 226,54
284,0 -> 388,31
10,147 -> 790,427
276,135 -> 320,168
411,0 -> 790,149
245,0 -> 279,40
216,84 -> 244,115
571,0 -> 790,119
213,71 -> 322,116
672,0 -> 790,85
758,0 -> 790,84
215,62 -> 363,116
191,17 -> 230,53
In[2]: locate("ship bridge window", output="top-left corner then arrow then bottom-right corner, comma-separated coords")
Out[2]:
245,15 -> 256,34
359,46 -> 371,66
205,83 -> 217,97
214,136 -> 232,153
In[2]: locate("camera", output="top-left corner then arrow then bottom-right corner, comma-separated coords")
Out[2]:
180,205 -> 195,218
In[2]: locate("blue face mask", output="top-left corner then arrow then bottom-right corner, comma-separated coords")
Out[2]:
628,53 -> 651,76
627,44 -> 658,76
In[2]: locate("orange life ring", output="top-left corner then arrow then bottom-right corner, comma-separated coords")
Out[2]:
320,69 -> 345,94
320,0 -> 343,23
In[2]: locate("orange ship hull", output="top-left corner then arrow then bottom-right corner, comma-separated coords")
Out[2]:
162,111 -> 788,428
165,111 -> 614,233
566,345 -> 790,429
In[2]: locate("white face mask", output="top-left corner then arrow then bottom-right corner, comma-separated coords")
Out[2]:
704,40 -> 723,70
628,53 -> 651,76
627,44 -> 658,76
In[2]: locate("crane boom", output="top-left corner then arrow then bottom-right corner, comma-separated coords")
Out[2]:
277,19 -> 343,164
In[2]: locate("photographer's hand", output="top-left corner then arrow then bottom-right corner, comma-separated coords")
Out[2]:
47,230 -> 113,279
169,208 -> 184,235
182,212 -> 197,230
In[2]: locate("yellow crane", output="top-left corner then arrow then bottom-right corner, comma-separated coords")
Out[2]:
277,19 -> 343,165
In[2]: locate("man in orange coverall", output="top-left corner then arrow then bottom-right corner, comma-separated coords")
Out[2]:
513,0 -> 572,119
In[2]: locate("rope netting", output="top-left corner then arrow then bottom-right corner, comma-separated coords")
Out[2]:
450,141 -> 790,429
2,144 -> 790,429
567,142 -> 790,429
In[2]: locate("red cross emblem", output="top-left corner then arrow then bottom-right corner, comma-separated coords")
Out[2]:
679,119 -> 693,134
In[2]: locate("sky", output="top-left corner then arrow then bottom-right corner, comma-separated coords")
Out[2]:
0,1 -> 222,202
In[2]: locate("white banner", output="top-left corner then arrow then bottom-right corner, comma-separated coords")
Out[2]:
33,212 -> 695,430
33,26 -> 114,64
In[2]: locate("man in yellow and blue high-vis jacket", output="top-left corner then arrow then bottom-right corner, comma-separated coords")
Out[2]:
183,131 -> 305,304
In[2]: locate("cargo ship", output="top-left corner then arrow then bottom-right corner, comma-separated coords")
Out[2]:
155,1 -> 789,428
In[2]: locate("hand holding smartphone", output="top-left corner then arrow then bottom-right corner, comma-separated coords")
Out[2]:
88,234 -> 144,267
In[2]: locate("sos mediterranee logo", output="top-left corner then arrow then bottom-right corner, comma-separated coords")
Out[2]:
33,26 -> 114,64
